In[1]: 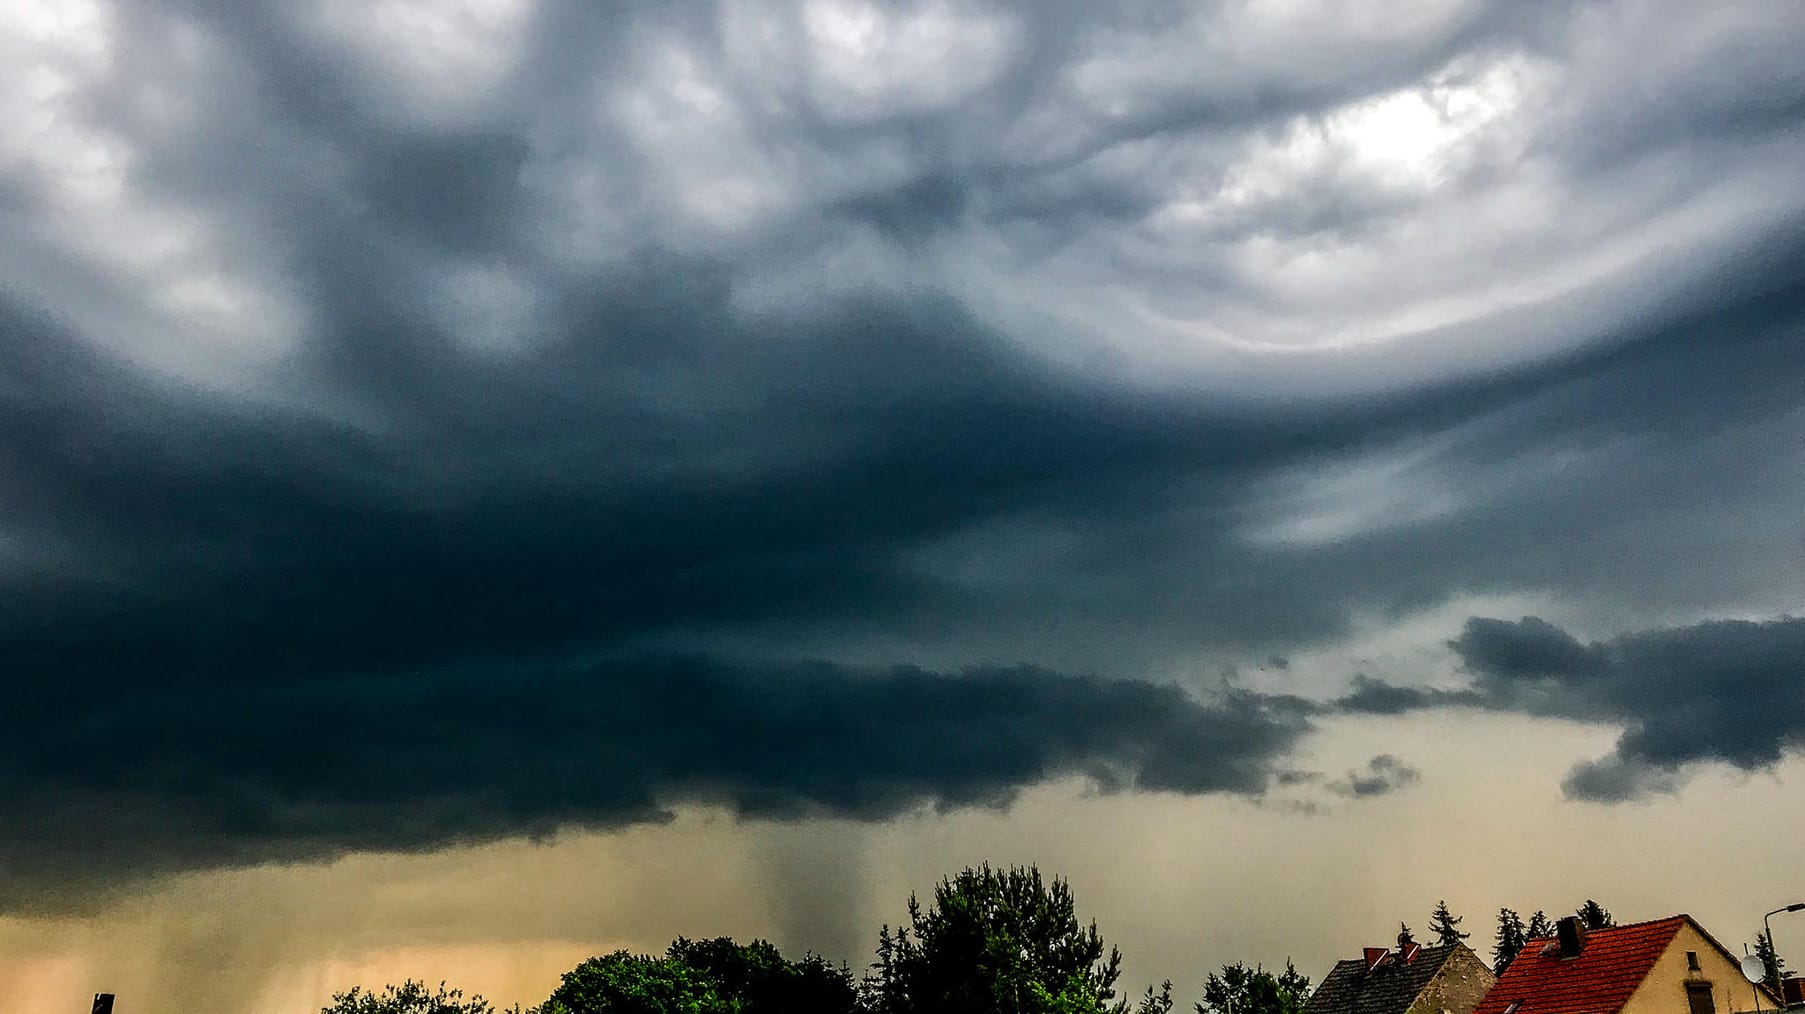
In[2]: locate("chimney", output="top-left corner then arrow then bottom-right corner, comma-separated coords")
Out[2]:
1397,926 -> 1421,962
1365,948 -> 1390,973
1782,976 -> 1804,1007
1556,916 -> 1588,958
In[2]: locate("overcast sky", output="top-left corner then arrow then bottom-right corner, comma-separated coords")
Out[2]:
4,0 -> 1805,1011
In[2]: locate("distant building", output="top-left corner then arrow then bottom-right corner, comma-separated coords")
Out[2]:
1306,928 -> 1497,1014
1472,915 -> 1782,1014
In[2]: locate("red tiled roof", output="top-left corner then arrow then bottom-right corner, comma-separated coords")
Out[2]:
1472,917 -> 1688,1014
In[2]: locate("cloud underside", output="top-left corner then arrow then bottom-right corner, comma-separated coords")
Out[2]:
1342,615 -> 1805,802
2,0 -> 1804,909
1,657 -> 1310,912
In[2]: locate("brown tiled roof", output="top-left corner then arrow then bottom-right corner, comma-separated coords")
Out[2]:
1471,917 -> 1687,1014
1306,943 -> 1468,1014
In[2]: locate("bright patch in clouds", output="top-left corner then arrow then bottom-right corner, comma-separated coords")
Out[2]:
0,0 -> 297,379
800,0 -> 1021,121
310,0 -> 531,122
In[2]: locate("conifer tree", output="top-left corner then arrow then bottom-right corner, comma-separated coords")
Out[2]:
1136,981 -> 1176,1014
1493,909 -> 1527,974
1429,902 -> 1469,947
1524,912 -> 1554,941
1756,930 -> 1788,991
1575,901 -> 1614,930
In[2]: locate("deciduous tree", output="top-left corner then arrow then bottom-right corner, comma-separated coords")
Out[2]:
1193,961 -> 1311,1014
862,863 -> 1124,1014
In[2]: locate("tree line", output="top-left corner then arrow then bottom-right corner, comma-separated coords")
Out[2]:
321,864 -> 1313,1014
327,874 -> 1794,1014
1487,898 -> 1613,974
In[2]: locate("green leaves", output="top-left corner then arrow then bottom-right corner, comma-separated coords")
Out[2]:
864,863 -> 1124,1014
1193,961 -> 1311,1014
540,952 -> 727,1014
537,938 -> 857,1014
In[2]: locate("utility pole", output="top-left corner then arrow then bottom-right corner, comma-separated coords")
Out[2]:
1765,904 -> 1805,998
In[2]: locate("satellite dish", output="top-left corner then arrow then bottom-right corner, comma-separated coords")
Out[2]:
1741,954 -> 1767,984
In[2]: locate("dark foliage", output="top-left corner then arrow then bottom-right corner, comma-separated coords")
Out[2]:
539,938 -> 857,1014
1575,901 -> 1614,930
1756,930 -> 1788,991
1136,982 -> 1176,1014
539,952 -> 725,1014
665,937 -> 857,1014
863,863 -> 1124,1014
1193,961 -> 1311,1014
1429,902 -> 1469,947
321,980 -> 517,1014
1492,909 -> 1527,974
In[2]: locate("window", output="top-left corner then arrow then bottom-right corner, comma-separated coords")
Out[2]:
1687,951 -> 1701,972
1686,981 -> 1716,1014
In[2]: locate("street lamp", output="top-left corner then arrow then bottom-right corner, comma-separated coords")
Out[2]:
1765,904 -> 1805,993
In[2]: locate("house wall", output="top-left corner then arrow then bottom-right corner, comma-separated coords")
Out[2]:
1408,944 -> 1498,1014
1621,923 -> 1773,1014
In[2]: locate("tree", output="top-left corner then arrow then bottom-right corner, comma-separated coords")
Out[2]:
1193,961 -> 1311,1014
1135,982 -> 1176,1014
1492,909 -> 1527,975
538,951 -> 726,1014
1575,901 -> 1614,930
666,937 -> 856,1014
1429,902 -> 1469,947
321,981 -> 517,1014
541,939 -> 857,1014
1524,912 -> 1554,941
862,863 -> 1124,1014
1756,930 -> 1788,991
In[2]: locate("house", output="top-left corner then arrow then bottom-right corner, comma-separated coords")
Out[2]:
1472,915 -> 1782,1014
1306,928 -> 1498,1014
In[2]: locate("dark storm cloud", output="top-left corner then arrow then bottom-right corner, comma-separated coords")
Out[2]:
1336,676 -> 1479,716
1329,755 -> 1421,799
0,654 -> 1311,912
1340,616 -> 1805,801
3,0 -> 1805,907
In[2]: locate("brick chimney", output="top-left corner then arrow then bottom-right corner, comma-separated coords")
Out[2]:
1398,927 -> 1421,963
1365,948 -> 1390,973
1556,916 -> 1588,958
1782,976 -> 1804,1007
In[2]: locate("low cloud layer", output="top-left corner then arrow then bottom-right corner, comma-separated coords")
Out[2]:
1341,615 -> 1805,801
3,0 -> 1804,911
1330,754 -> 1423,799
0,654 -> 1314,912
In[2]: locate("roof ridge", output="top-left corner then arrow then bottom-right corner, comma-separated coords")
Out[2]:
1519,914 -> 1688,946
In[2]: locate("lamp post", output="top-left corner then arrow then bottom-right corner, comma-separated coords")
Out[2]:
1766,904 -> 1805,996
